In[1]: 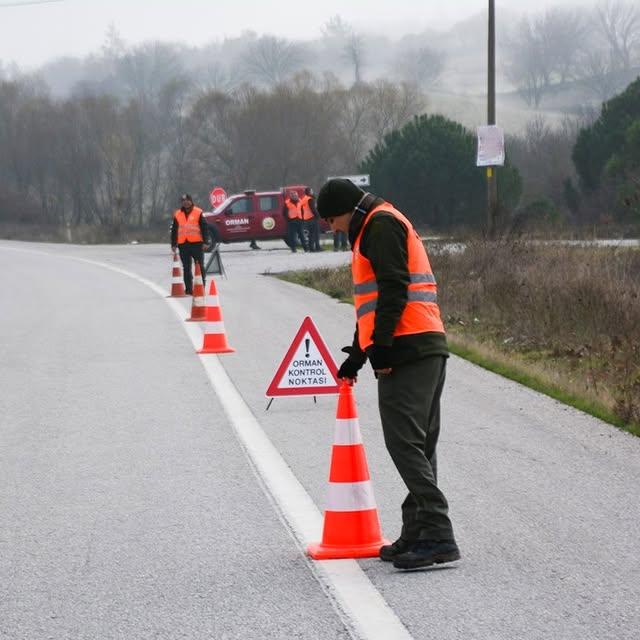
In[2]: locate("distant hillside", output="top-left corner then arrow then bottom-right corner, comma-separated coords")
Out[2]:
426,92 -> 569,136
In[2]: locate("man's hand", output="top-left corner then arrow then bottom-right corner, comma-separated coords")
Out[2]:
367,344 -> 393,375
337,357 -> 362,382
336,346 -> 365,382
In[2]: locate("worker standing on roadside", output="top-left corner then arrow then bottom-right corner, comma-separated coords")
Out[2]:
170,194 -> 209,294
301,187 -> 321,252
282,191 -> 308,253
317,178 -> 460,571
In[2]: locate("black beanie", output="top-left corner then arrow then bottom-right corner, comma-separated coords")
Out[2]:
317,179 -> 365,218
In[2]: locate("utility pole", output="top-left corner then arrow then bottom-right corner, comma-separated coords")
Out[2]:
487,0 -> 498,238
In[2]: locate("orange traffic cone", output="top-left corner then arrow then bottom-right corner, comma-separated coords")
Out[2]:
168,252 -> 187,297
197,279 -> 235,354
185,262 -> 206,322
307,381 -> 388,559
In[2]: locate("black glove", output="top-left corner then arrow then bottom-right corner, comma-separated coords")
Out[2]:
336,346 -> 365,380
367,344 -> 394,370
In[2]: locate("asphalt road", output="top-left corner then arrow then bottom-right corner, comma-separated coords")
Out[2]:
1,239 -> 639,640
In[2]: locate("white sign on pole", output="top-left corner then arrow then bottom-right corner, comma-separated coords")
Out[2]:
328,174 -> 370,187
476,125 -> 505,167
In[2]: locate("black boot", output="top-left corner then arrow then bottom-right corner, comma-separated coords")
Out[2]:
392,540 -> 460,570
379,537 -> 414,562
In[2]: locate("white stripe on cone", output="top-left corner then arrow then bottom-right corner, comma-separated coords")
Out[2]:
205,295 -> 220,306
172,276 -> 183,283
326,480 -> 377,511
333,418 -> 362,444
204,321 -> 226,333
333,418 -> 362,445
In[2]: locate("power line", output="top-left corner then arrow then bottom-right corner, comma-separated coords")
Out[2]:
0,0 -> 64,7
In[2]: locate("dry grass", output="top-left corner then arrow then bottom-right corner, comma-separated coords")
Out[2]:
435,239 -> 640,429
280,239 -> 640,433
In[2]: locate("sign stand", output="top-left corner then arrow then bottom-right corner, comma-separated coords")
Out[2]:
205,245 -> 226,278
265,316 -> 339,410
265,395 -> 318,411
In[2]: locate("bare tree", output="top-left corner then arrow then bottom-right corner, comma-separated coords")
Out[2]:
536,8 -> 590,84
507,116 -> 579,206
342,31 -> 366,84
393,47 -> 444,90
504,17 -> 547,107
101,23 -> 127,61
321,14 -> 352,40
369,80 -> 425,142
595,0 -> 640,71
240,36 -> 307,87
579,50 -> 621,102
116,42 -> 183,104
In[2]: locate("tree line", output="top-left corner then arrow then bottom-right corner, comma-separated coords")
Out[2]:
2,69 -> 639,239
504,0 -> 640,106
0,73 -> 425,238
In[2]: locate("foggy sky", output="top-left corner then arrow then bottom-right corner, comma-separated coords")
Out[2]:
0,0 -> 596,69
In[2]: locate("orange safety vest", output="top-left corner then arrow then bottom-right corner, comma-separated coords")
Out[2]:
285,198 -> 302,220
352,202 -> 445,350
300,195 -> 314,221
174,207 -> 204,244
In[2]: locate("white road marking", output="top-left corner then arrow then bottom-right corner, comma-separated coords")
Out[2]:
0,246 -> 414,640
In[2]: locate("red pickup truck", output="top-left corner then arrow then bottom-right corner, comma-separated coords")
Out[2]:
203,185 -> 327,247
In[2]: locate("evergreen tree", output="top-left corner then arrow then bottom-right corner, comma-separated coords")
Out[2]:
360,114 -> 522,230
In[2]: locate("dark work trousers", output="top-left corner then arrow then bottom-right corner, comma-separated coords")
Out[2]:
287,219 -> 307,252
378,356 -> 455,542
305,218 -> 321,251
178,242 -> 206,293
333,230 -> 348,250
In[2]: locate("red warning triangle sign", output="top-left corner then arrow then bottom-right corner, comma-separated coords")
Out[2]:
266,316 -> 340,397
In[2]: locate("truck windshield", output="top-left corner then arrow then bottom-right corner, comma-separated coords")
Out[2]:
213,197 -> 234,214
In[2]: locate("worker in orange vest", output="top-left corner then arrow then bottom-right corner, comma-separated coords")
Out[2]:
317,178 -> 460,571
170,193 -> 210,294
282,191 -> 308,253
300,187 -> 321,252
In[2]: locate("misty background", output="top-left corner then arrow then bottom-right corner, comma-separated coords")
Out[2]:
1,0 -> 639,239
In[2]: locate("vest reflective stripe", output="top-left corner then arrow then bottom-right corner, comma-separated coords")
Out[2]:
354,273 -> 437,295
326,480 -> 377,512
300,194 -> 314,220
353,279 -> 378,295
352,202 -> 445,350
411,273 -> 437,284
333,418 -> 363,445
175,207 -> 204,243
285,199 -> 302,219
356,291 -> 439,319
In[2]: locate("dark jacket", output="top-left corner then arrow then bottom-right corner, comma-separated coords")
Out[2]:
347,194 -> 448,368
170,206 -> 209,247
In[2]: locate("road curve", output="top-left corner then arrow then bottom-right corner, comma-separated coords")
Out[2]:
1,240 -> 639,640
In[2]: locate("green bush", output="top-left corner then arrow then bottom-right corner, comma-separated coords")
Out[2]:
573,77 -> 640,191
360,114 -> 522,230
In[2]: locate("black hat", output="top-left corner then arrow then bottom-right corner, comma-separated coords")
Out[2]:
317,179 -> 365,218
181,193 -> 193,202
